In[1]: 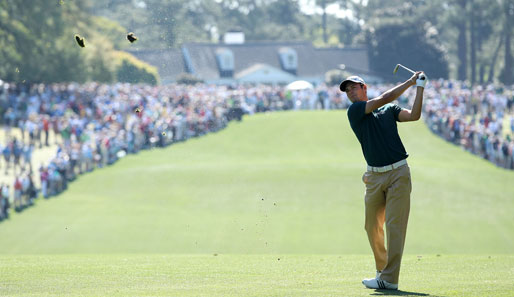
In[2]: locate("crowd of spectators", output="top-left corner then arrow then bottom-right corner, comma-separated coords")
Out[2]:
0,79 -> 512,222
393,79 -> 514,170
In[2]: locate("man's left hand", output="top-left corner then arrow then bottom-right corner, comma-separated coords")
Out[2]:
416,72 -> 427,88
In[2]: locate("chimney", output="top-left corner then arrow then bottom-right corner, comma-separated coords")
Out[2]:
223,30 -> 245,44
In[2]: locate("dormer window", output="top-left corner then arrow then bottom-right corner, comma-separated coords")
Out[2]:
278,47 -> 297,75
215,48 -> 234,77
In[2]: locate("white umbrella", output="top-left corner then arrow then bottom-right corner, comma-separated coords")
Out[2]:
286,80 -> 314,90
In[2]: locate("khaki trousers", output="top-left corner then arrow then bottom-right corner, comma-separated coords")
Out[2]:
362,164 -> 411,284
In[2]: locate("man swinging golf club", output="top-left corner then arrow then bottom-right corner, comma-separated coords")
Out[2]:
340,68 -> 427,290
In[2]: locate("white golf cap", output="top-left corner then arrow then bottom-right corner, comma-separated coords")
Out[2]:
339,76 -> 366,92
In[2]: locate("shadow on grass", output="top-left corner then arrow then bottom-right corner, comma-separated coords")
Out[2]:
371,289 -> 445,297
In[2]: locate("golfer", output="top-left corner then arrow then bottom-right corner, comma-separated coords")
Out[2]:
340,72 -> 426,290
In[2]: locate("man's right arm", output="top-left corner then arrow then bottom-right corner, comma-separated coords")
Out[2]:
364,72 -> 421,114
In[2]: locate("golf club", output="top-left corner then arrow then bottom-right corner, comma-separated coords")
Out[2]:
393,64 -> 425,80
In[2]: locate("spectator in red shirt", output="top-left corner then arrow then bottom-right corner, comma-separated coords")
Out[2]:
14,176 -> 22,211
43,115 -> 50,146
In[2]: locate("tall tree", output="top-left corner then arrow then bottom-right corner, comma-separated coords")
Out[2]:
0,0 -> 91,82
470,1 -> 477,84
488,35 -> 503,83
500,0 -> 514,84
360,1 -> 448,79
456,0 -> 467,81
321,0 -> 327,44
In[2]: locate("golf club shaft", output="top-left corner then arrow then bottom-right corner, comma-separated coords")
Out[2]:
398,64 -> 416,74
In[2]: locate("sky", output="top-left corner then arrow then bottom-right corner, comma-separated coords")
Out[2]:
299,0 -> 366,19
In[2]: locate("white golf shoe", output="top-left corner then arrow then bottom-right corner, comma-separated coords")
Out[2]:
362,276 -> 398,290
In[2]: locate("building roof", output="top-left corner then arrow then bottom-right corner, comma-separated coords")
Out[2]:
314,47 -> 369,75
127,41 -> 372,84
234,63 -> 297,84
127,48 -> 186,84
183,41 -> 322,79
182,41 -> 369,82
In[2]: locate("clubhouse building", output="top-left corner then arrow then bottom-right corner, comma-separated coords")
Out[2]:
129,31 -> 380,85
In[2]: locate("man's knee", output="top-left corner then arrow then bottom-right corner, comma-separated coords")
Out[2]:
365,220 -> 384,233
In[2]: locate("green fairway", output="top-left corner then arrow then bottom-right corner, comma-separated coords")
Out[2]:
0,111 -> 513,296
1,111 -> 512,254
0,254 -> 512,297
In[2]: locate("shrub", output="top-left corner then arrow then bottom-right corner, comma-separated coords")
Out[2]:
176,72 -> 204,85
113,51 -> 159,85
325,69 -> 350,86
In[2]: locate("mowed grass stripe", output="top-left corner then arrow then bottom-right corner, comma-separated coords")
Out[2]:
0,111 -> 512,254
0,255 -> 512,297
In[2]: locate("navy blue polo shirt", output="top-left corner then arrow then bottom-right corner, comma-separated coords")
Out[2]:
347,101 -> 408,167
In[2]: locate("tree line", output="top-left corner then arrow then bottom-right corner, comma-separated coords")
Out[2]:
0,0 -> 158,84
0,0 -> 512,84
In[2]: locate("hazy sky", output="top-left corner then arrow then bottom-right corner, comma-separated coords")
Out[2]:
299,0 -> 358,19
